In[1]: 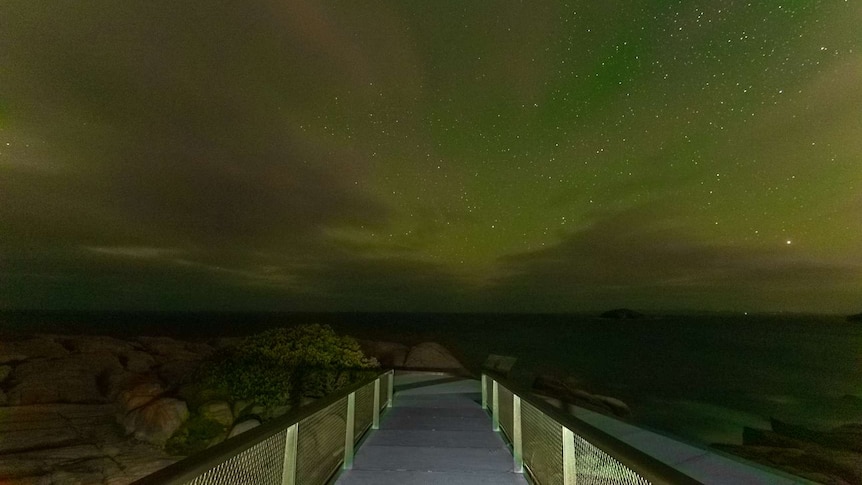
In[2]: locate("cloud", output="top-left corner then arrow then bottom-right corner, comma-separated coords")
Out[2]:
288,254 -> 471,312
482,207 -> 862,313
0,1 -> 392,253
85,246 -> 182,259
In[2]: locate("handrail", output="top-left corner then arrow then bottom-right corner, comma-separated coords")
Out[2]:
133,368 -> 394,485
483,369 -> 701,485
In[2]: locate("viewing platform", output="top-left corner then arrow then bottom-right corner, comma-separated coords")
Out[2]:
336,373 -> 527,484
134,367 -> 812,485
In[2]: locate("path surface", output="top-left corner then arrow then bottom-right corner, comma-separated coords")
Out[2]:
336,372 -> 528,485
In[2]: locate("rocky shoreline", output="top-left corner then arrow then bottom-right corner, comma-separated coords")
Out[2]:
712,418 -> 862,484
0,333 -> 466,485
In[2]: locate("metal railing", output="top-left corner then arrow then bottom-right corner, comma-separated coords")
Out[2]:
133,369 -> 394,485
482,370 -> 701,485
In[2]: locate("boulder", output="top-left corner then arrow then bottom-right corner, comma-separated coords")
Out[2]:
742,426 -> 803,448
0,338 -> 69,364
0,405 -> 111,454
594,395 -> 632,417
120,350 -> 156,373
403,342 -> 465,371
714,439 -> 862,485
155,359 -> 201,386
117,381 -> 165,414
123,398 -> 188,446
135,337 -> 187,357
61,336 -> 135,354
136,337 -> 213,363
228,419 -> 260,438
102,370 -> 154,402
198,401 -> 233,428
0,426 -> 83,455
7,353 -> 123,405
357,340 -> 409,368
771,418 -> 862,453
184,342 -> 215,356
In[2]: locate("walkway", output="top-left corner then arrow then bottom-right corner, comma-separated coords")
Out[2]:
335,372 -> 527,485
336,371 -> 809,485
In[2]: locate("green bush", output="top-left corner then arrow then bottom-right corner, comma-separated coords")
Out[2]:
165,415 -> 227,456
194,324 -> 378,409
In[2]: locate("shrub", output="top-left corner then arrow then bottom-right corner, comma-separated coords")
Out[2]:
194,324 -> 378,409
165,415 -> 227,456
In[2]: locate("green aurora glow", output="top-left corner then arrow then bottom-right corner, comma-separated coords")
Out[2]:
1,1 -> 860,312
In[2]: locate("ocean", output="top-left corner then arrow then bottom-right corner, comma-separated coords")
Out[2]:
2,310 -> 860,447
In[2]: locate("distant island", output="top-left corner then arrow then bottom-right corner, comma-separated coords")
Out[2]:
848,312 -> 862,322
599,308 -> 645,319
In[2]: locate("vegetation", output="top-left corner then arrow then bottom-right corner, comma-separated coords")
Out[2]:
165,414 -> 227,456
193,324 -> 379,409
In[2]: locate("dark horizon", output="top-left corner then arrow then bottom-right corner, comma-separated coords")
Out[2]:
1,307 -> 850,320
2,2 -> 860,314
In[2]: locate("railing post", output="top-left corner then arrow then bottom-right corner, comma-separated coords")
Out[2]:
513,394 -> 523,473
387,370 -> 394,407
344,392 -> 355,470
372,378 -> 381,429
281,423 -> 298,485
492,380 -> 499,432
481,374 -> 488,409
562,426 -> 576,485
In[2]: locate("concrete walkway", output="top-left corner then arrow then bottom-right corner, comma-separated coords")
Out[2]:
335,372 -> 528,485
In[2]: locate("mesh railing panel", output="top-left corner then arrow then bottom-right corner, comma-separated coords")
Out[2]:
185,429 -> 285,485
295,396 -> 347,485
522,400 -> 563,485
354,383 -> 375,439
572,433 -> 651,485
498,384 -> 514,441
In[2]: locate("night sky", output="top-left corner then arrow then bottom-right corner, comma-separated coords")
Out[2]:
2,1 -> 860,313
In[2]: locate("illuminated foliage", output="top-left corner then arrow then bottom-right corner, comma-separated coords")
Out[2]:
194,324 -> 378,408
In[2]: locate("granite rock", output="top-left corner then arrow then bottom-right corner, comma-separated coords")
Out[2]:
123,398 -> 189,446
7,353 -> 123,405
0,338 -> 69,364
403,342 -> 466,371
117,381 -> 165,414
199,401 -> 233,428
228,419 -> 260,438
357,340 -> 409,368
